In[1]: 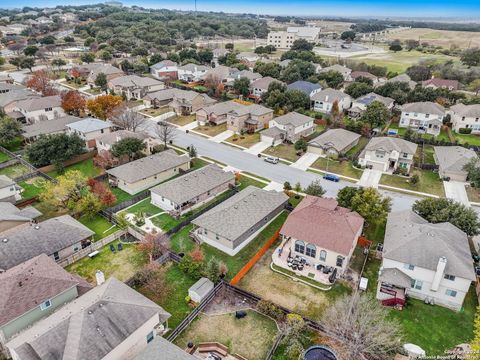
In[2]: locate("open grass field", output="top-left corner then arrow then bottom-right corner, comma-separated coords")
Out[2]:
384,28 -> 480,49
174,310 -> 279,360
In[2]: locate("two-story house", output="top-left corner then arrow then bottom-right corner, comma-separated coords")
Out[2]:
261,112 -> 315,145
449,104 -> 480,134
108,75 -> 165,100
0,254 -> 91,358
169,90 -> 216,116
226,103 -> 273,133
286,81 -> 322,97
377,210 -> 475,311
310,88 -> 352,113
150,60 -> 178,80
66,117 -> 114,150
399,102 -> 445,136
318,64 -> 352,81
358,137 -> 418,173
349,92 -> 394,118
249,77 -> 281,98
177,63 -> 210,82
14,95 -> 65,124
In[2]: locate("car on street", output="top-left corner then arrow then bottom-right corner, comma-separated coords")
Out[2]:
264,156 -> 279,164
323,173 -> 339,182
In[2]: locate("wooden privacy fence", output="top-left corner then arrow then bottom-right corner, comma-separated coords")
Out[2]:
230,228 -> 281,286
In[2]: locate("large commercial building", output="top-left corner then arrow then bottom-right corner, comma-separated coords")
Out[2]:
267,27 -> 321,49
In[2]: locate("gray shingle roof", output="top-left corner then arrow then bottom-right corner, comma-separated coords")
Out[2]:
0,215 -> 94,271
9,278 -> 170,360
450,103 -> 480,118
178,63 -> 209,72
0,174 -> 15,188
22,115 -> 81,138
67,118 -> 113,133
0,89 -> 38,108
310,88 -> 350,102
286,81 -> 321,95
386,74 -> 417,89
151,60 -> 177,70
319,64 -> 351,75
272,112 -> 313,127
107,149 -> 190,183
192,186 -> 288,241
401,101 -> 445,116
383,210 -> 475,280
355,92 -> 394,107
308,128 -> 361,152
250,76 -> 279,90
150,164 -> 234,205
379,268 -> 412,288
434,146 -> 478,174
109,75 -> 163,88
0,202 -> 41,222
136,337 -> 196,360
95,130 -> 147,146
15,95 -> 62,112
364,136 -> 417,154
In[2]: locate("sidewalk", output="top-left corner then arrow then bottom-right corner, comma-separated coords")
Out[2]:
290,153 -> 321,171
443,181 -> 470,206
357,169 -> 382,188
244,141 -> 270,155
210,130 -> 234,143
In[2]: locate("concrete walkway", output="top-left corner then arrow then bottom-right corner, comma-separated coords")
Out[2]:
290,153 -> 321,171
181,121 -> 199,132
443,181 -> 470,206
244,141 -> 271,155
263,181 -> 284,192
357,169 -> 382,188
210,130 -> 234,143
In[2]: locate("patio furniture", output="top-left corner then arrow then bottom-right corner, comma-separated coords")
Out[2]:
117,243 -> 123,251
88,250 -> 99,258
109,244 -> 116,253
316,264 -> 324,271
322,266 -> 330,274
298,264 -> 304,271
292,264 -> 298,270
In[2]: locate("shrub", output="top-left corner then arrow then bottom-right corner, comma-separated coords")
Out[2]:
459,128 -> 473,134
256,300 -> 285,321
410,174 -> 420,185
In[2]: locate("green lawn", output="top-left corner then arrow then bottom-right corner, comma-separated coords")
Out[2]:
78,214 -> 119,241
226,132 -> 261,148
419,144 -> 435,164
66,240 -> 147,284
2,136 -> 23,151
48,158 -> 102,178
19,177 -> 45,199
453,132 -> 480,146
121,197 -> 163,217
380,170 -> 445,197
111,187 -> 136,204
194,123 -> 227,137
237,174 -> 268,190
141,107 -> 170,117
169,115 -> 196,126
0,152 -> 9,163
345,137 -> 369,157
190,157 -> 210,170
151,213 -> 182,232
0,163 -> 30,178
263,144 -> 301,162
311,157 -> 363,179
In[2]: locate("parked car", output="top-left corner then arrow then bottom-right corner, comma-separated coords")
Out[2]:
264,156 -> 279,164
323,173 -> 339,182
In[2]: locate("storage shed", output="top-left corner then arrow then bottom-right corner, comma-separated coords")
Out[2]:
188,277 -> 214,303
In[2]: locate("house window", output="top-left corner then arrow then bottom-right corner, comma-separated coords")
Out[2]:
425,114 -> 430,118
403,263 -> 414,271
305,244 -> 316,258
73,245 -> 79,252
53,252 -> 60,261
45,107 -> 52,112
445,289 -> 457,297
40,299 -> 52,311
100,129 -> 104,134
444,274 -> 455,281
336,256 -> 344,267
146,331 -> 154,343
462,117 -> 465,121
402,153 -> 408,158
294,240 -> 305,254
319,250 -> 327,261
204,229 -> 208,235
216,234 -> 220,240
410,279 -> 423,290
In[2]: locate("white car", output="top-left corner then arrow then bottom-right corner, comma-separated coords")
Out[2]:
264,156 -> 279,164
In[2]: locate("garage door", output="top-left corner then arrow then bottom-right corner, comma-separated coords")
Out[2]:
368,161 -> 384,171
307,145 -> 324,155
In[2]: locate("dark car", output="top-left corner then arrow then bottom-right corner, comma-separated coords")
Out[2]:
323,173 -> 339,182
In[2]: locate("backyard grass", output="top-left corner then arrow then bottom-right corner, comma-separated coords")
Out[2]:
19,176 -> 45,199
121,197 -> 163,217
452,132 -> 480,146
263,144 -> 300,163
0,163 -> 30,178
0,152 -> 9,162
141,107 -> 170,117
48,158 -> 102,178
78,214 -> 119,241
66,240 -> 147,284
174,310 -> 279,360
194,123 -> 227,137
2,137 -> 23,151
417,144 -> 435,164
345,136 -> 369,157
237,174 -> 268,190
466,186 -> 480,203
380,170 -> 445,197
111,187 -> 136,204
150,213 -> 182,232
225,132 -> 261,148
312,157 -> 363,179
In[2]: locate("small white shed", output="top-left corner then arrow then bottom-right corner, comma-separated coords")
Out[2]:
188,277 -> 214,303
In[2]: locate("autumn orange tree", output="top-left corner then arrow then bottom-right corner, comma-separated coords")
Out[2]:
61,90 -> 86,116
25,69 -> 57,96
86,94 -> 123,120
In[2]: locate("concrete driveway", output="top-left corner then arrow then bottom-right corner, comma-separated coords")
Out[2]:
210,130 -> 234,143
357,169 -> 382,188
443,181 -> 470,206
290,153 -> 321,171
244,141 -> 271,155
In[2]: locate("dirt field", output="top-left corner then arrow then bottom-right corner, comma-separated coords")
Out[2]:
385,28 -> 480,49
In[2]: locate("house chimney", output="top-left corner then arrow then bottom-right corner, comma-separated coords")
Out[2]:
430,256 -> 447,292
96,270 -> 105,286
325,95 -> 329,102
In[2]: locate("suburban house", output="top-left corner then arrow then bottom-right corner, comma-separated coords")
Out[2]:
0,203 -> 41,232
274,196 -> 364,284
358,137 -> 418,173
249,77 -> 280,98
349,92 -> 394,118
196,101 -> 244,125
106,149 -> 190,195
449,104 -> 480,134
0,83 -> 24,94
136,336 -> 196,360
0,89 -> 39,115
0,74 -> 13,84
377,210 -> 475,311
150,60 -> 178,80
192,186 -> 288,256
202,65 -> 234,84
385,73 -> 416,90
0,254 -> 91,357
108,75 -> 165,100
22,115 -> 81,143
434,146 -> 478,182
143,88 -> 215,111
267,27 -> 320,49
311,88 -> 352,113
226,69 -> 262,86
66,117 -> 114,150
0,215 -> 95,271
0,175 -> 21,203
95,130 -> 159,154
14,95 -> 65,124
212,48 -> 230,61
78,63 -> 124,86
177,63 -> 209,82
6,278 -> 172,360
350,71 -> 379,84
286,80 -> 322,97
169,90 -> 216,116
399,102 -> 445,136
261,112 -> 315,145
422,78 -> 459,91
150,164 -> 235,216
236,52 -> 260,67
307,128 -> 361,157
318,64 -> 352,81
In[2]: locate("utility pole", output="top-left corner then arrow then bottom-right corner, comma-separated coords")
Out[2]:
194,0 -> 197,16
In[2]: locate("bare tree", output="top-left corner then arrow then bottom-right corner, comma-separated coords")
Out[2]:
322,293 -> 402,360
111,107 -> 146,132
154,121 -> 176,149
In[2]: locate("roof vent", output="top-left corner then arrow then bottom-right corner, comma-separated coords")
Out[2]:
2,238 -> 7,243
234,205 -> 238,209
34,225 -> 40,230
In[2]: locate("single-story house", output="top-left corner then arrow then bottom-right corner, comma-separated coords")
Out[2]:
399,102 -> 445,136
0,254 -> 91,357
350,71 -> 379,84
6,278 -> 171,360
358,137 -> 418,173
307,128 -> 361,157
0,89 -> 39,115
311,88 -> 352,113
0,175 -> 21,204
261,112 -> 315,145
95,130 -> 159,155
385,74 -> 416,90
202,65 -> 234,84
22,115 -> 81,142
0,83 -> 24,94
236,52 -> 260,66
169,90 -> 216,116
150,164 -> 235,216
349,92 -> 394,118
177,63 -> 209,82
188,277 -> 214,303
0,203 -> 41,232
286,80 -> 322,97
318,64 -> 352,81
449,104 -> 480,134
422,78 -> 459,91
0,215 -> 95,271
249,76 -> 280,98
136,336 -> 196,360
225,69 -> 262,86
108,75 -> 165,100
106,149 -> 190,195
14,95 -> 65,124
276,196 -> 364,283
196,100 -> 244,125
84,63 -> 124,86
377,210 -> 475,311
150,60 -> 178,80
434,146 -> 478,182
66,117 -> 114,150
192,186 -> 288,256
